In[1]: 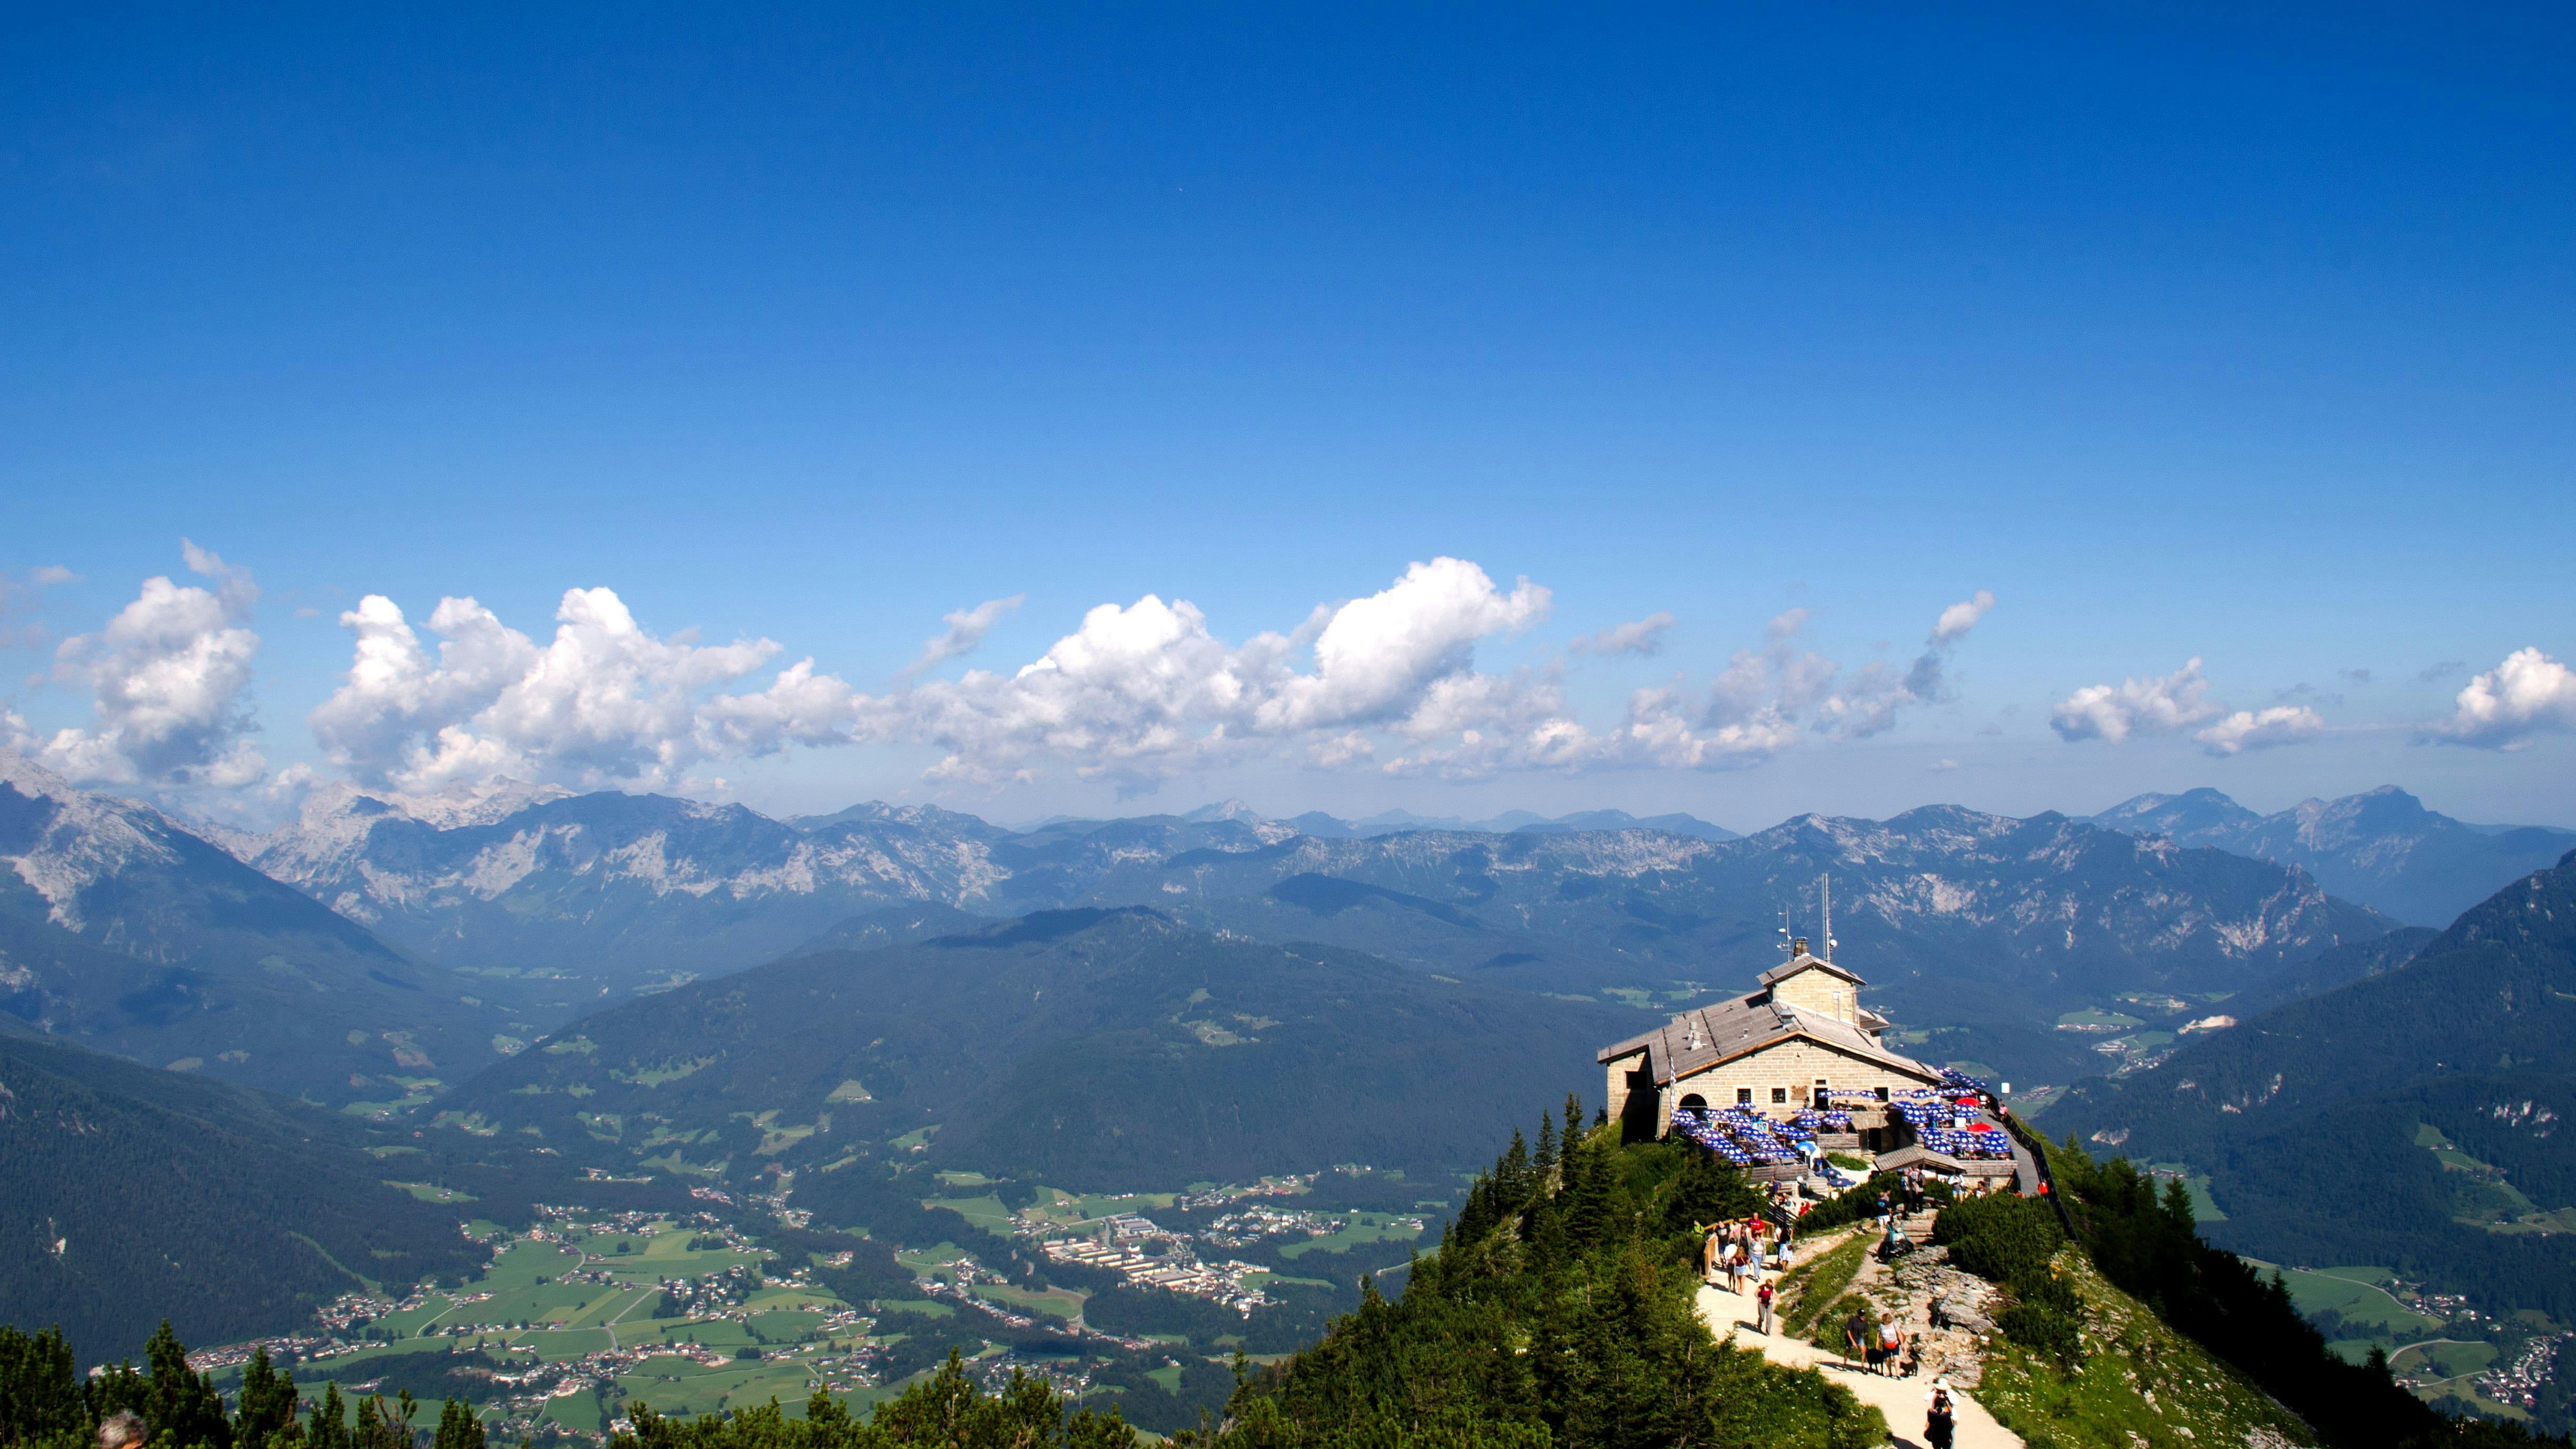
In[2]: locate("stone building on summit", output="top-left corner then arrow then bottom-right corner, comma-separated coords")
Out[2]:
1598,929 -> 1946,1145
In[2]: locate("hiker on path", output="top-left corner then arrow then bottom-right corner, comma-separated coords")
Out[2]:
1924,1380 -> 1957,1449
1878,1311 -> 1905,1376
1843,1306 -> 1870,1367
1755,1278 -> 1775,1336
1879,1214 -> 1910,1262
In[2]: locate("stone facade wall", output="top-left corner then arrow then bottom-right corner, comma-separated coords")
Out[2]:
1658,1037 -> 1936,1135
1603,1048 -> 1650,1128
1769,969 -> 1856,1024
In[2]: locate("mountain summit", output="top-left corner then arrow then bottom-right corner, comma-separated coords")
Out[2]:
0,751 -> 501,1102
2089,785 -> 2575,925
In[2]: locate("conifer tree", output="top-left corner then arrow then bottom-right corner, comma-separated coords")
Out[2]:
430,1398 -> 483,1449
235,1348 -> 300,1449
136,1321 -> 231,1449
0,1325 -> 86,1445
1497,1130 -> 1529,1203
306,1383 -> 353,1449
1533,1116 -> 1557,1178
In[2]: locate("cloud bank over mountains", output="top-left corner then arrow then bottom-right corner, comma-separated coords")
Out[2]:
2046,645 -> 2576,760
2049,657 -> 2327,757
6,543 -> 270,789
7,542 -> 2568,808
2418,647 -> 2576,751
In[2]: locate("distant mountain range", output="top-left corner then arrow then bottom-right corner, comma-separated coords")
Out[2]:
444,907 -> 1639,1191
0,754 -> 507,1104
1167,802 -> 1743,842
6,755 -> 2450,1090
28,750 -> 2576,1096
2043,846 -> 2576,1323
2087,785 -> 2575,926
1097,807 -> 2392,1083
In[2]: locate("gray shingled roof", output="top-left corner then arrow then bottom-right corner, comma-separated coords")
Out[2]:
1757,950 -> 1869,988
1597,988 -> 1940,1087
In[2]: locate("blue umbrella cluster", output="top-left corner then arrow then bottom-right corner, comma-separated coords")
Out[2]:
1891,1089 -> 2014,1160
1790,1107 -> 1853,1133
1671,1105 -> 1804,1166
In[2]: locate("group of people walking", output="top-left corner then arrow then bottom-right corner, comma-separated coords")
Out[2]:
1706,1215 -> 1792,1279
1700,1212 -> 1791,1332
1841,1302 -> 1915,1377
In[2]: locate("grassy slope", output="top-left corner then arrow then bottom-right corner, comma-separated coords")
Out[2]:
1975,1250 -> 2317,1449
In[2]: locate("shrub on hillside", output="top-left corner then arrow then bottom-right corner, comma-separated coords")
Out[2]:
1933,1191 -> 2063,1284
1935,1191 -> 2082,1365
1995,1268 -> 2085,1367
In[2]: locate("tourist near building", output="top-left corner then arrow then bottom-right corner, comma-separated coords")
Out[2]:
1598,885 -> 1948,1149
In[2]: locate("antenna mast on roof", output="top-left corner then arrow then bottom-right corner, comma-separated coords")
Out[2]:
1778,909 -> 1794,962
1821,874 -> 1834,962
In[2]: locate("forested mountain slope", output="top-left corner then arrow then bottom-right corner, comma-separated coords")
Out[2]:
0,754 -> 502,1104
2091,785 -> 2575,926
2232,923 -> 2437,1016
0,1036 -> 483,1360
443,909 -> 1642,1191
2046,849 -> 2576,1321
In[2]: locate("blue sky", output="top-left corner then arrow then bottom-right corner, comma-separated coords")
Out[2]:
5,5 -> 2572,828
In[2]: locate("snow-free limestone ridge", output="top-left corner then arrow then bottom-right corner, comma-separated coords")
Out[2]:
0,749 -> 500,1104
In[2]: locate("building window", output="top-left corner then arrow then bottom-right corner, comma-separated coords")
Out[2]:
1771,1087 -> 1788,1104
1877,1086 -> 1890,1101
1736,1087 -> 1753,1105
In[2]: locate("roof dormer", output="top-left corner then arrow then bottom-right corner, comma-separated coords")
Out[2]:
1758,947 -> 1868,1026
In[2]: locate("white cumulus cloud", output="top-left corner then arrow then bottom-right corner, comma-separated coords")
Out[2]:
902,595 -> 1026,678
2419,647 -> 2576,750
2051,658 -> 2223,744
29,542 -> 268,787
2195,705 -> 2325,756
1390,590 -> 1996,778
313,587 -> 832,792
1570,611 -> 1676,657
1932,589 -> 1995,643
898,558 -> 1554,787
301,563 -> 2000,794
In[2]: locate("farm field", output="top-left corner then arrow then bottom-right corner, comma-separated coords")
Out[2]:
2247,1260 -> 2445,1341
189,1162 -> 1431,1445
1275,1212 -> 1426,1260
